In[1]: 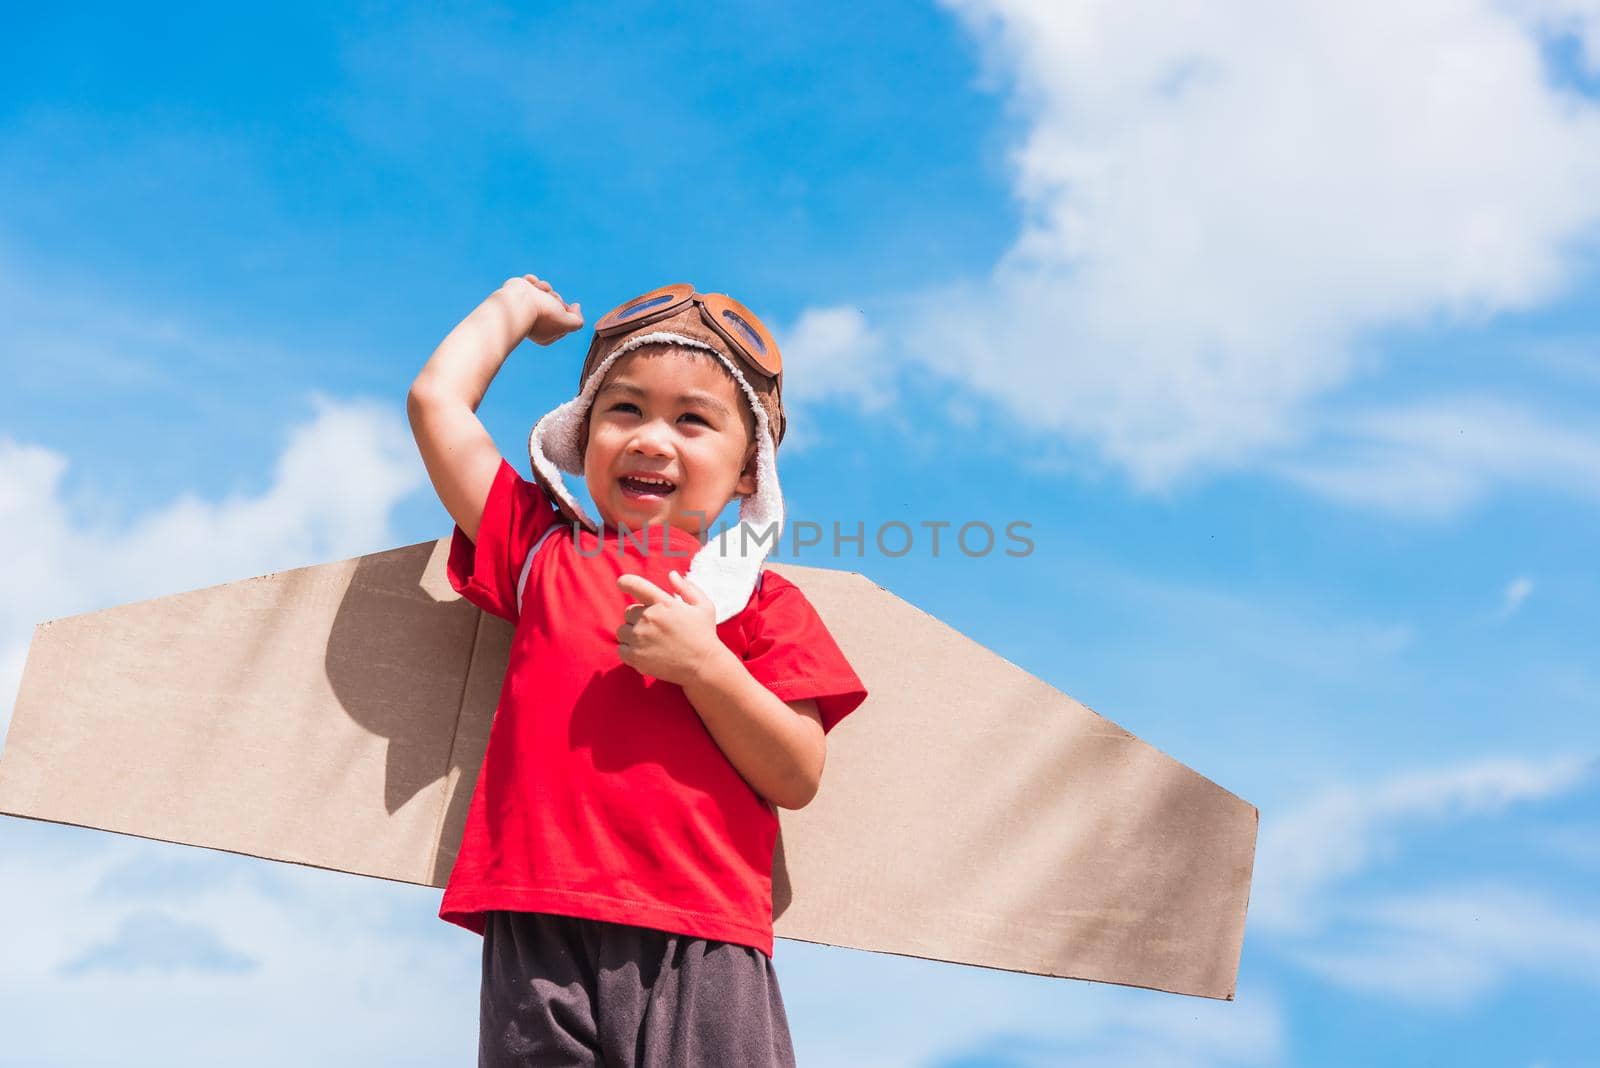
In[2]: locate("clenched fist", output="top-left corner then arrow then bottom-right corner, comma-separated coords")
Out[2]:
502,273 -> 584,345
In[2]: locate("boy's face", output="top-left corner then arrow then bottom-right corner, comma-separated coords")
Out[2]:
583,346 -> 759,538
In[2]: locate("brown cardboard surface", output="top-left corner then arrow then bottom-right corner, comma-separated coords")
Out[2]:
0,538 -> 1256,999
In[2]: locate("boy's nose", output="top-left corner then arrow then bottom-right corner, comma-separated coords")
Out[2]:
626,419 -> 674,458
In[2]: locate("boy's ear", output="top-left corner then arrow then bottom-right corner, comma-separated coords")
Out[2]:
735,441 -> 759,497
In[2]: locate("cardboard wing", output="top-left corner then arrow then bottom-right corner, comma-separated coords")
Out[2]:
0,538 -> 1256,1000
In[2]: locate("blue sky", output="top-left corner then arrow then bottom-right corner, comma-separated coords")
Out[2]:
2,2 -> 1598,1065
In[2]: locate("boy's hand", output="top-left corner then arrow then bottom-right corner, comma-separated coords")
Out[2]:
500,274 -> 584,346
615,570 -> 726,686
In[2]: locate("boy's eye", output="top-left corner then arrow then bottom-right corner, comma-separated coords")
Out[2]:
603,402 -> 711,427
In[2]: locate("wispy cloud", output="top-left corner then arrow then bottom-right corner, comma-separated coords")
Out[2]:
1252,754 -> 1596,936
1528,820 -> 1600,870
1511,0 -> 1600,76
1288,881 -> 1600,1009
1265,396 -> 1600,520
1519,333 -> 1600,387
0,399 -> 467,1061
798,1 -> 1600,513
779,305 -> 897,452
1503,575 -> 1535,616
919,981 -> 1285,1068
776,933 -> 1284,1068
0,240 -> 307,408
1242,752 -> 1600,1017
60,909 -> 257,977
0,397 -> 425,743
0,820 -> 478,1064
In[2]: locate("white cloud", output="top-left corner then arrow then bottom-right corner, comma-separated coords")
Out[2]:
776,305 -> 898,452
780,305 -> 895,413
917,981 -> 1285,1068
0,820 -> 478,1065
1288,881 -> 1600,1008
777,934 -> 1284,1068
60,909 -> 257,976
1529,820 -> 1600,869
1101,563 -> 1418,685
804,1 -> 1600,508
1504,575 -> 1535,615
1264,395 -> 1600,519
0,241 -> 293,399
1252,753 -> 1596,935
1247,755 -> 1600,1011
0,400 -> 475,1063
0,633 -> 25,724
1519,333 -> 1600,386
1507,0 -> 1600,74
0,397 -> 425,745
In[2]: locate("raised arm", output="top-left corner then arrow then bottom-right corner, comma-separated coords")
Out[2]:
406,275 -> 583,541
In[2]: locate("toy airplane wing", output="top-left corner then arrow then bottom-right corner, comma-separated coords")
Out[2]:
0,539 -> 1256,1000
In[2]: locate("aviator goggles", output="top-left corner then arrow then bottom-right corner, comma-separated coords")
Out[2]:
580,282 -> 785,389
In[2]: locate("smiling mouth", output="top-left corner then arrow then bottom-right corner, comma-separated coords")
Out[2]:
619,475 -> 677,500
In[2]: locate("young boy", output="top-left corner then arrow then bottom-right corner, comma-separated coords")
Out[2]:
407,274 -> 868,1067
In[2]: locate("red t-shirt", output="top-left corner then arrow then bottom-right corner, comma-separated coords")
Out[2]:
438,457 -> 868,957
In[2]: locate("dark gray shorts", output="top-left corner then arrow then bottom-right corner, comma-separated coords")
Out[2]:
479,910 -> 797,1068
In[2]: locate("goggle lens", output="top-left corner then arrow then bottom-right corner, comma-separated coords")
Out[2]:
719,308 -> 767,356
616,292 -> 677,321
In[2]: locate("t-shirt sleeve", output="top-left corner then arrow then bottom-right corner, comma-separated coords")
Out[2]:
740,574 -> 868,735
446,457 -> 560,623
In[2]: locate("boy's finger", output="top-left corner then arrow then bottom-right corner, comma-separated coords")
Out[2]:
617,573 -> 669,605
666,569 -> 706,606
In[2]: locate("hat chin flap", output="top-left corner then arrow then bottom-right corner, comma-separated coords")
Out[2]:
528,330 -> 784,624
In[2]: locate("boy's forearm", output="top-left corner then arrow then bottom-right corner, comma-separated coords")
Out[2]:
410,284 -> 541,410
681,647 -> 823,810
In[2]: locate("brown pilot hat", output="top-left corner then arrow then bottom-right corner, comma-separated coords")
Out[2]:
580,283 -> 786,450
